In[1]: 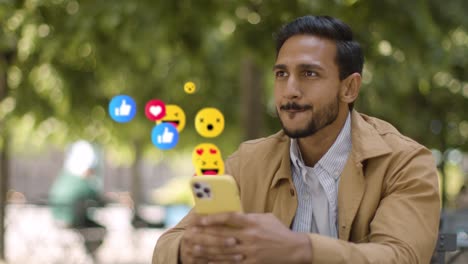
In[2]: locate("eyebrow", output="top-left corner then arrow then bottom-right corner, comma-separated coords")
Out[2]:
272,64 -> 287,71
272,63 -> 325,71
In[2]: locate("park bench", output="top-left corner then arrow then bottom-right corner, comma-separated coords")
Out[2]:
438,209 -> 468,263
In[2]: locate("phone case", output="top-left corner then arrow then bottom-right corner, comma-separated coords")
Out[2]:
190,175 -> 243,215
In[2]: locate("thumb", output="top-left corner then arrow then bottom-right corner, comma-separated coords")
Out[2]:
163,127 -> 170,134
120,99 -> 127,106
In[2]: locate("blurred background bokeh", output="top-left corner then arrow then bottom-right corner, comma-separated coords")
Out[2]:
0,0 -> 467,263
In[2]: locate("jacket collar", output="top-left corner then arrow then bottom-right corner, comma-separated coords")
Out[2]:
270,110 -> 392,189
349,110 -> 392,162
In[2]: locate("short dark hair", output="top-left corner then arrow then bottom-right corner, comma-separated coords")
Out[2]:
275,15 -> 364,81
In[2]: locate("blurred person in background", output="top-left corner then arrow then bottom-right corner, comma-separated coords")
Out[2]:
455,185 -> 468,210
49,140 -> 105,229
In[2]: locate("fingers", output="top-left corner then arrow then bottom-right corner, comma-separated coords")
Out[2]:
180,252 -> 208,264
182,226 -> 241,262
181,213 -> 254,263
190,227 -> 234,247
181,226 -> 209,264
191,243 -> 241,258
206,253 -> 244,263
198,212 -> 251,228
198,225 -> 243,239
180,237 -> 208,264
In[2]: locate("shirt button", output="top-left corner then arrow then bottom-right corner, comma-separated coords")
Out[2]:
290,188 -> 295,196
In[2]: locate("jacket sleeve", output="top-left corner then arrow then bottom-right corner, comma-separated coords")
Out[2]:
152,152 -> 242,264
152,211 -> 196,264
308,147 -> 440,263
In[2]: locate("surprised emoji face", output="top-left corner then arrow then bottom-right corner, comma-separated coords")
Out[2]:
194,107 -> 225,138
192,143 -> 225,176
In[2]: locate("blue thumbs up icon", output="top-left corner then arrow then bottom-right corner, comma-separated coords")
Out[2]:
109,95 -> 136,123
152,123 -> 179,150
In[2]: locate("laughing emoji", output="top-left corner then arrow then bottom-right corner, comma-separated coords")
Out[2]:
192,143 -> 225,176
156,104 -> 186,132
194,107 -> 225,138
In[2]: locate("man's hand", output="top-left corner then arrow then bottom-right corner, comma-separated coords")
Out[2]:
192,212 -> 312,264
179,215 -> 242,264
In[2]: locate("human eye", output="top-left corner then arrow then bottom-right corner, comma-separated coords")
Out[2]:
275,71 -> 289,78
304,70 -> 318,77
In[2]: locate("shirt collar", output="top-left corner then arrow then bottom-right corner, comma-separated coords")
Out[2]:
290,137 -> 304,170
318,112 -> 352,180
289,112 -> 352,181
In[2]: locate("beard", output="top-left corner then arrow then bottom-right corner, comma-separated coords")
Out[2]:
277,96 -> 340,138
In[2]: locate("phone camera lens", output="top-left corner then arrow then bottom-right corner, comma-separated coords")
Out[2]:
203,188 -> 210,194
193,183 -> 201,189
196,192 -> 203,198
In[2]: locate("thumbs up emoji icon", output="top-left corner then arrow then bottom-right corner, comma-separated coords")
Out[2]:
152,123 -> 179,150
109,95 -> 136,123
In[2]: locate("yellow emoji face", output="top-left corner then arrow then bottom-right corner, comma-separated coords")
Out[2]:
156,104 -> 186,132
195,108 -> 225,138
192,143 -> 224,176
184,81 -> 196,94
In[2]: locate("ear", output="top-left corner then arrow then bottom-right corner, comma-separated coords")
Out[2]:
339,72 -> 361,104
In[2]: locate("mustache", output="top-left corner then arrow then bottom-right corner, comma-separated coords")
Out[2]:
280,102 -> 312,111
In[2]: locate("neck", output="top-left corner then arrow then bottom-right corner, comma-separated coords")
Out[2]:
297,109 -> 349,167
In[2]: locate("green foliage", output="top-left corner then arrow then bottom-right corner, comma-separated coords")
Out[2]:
0,0 -> 467,160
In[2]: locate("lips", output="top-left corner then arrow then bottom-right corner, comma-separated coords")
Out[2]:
201,169 -> 219,175
162,120 -> 180,127
282,109 -> 307,118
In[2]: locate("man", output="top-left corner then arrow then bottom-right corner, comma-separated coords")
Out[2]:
153,15 -> 440,263
49,140 -> 108,258
49,140 -> 104,228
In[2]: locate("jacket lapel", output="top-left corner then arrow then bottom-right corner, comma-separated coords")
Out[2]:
269,135 -> 298,227
337,155 -> 365,240
338,111 -> 392,240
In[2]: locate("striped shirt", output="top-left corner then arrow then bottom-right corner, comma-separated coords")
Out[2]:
290,112 -> 352,237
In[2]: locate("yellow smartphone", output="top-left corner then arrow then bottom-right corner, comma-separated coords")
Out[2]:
190,175 -> 243,215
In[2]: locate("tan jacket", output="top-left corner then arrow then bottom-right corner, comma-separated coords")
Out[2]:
153,111 -> 440,264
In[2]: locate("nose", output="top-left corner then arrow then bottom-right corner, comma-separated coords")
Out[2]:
284,76 -> 302,100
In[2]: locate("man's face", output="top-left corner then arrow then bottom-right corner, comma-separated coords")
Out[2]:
274,35 -> 342,138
